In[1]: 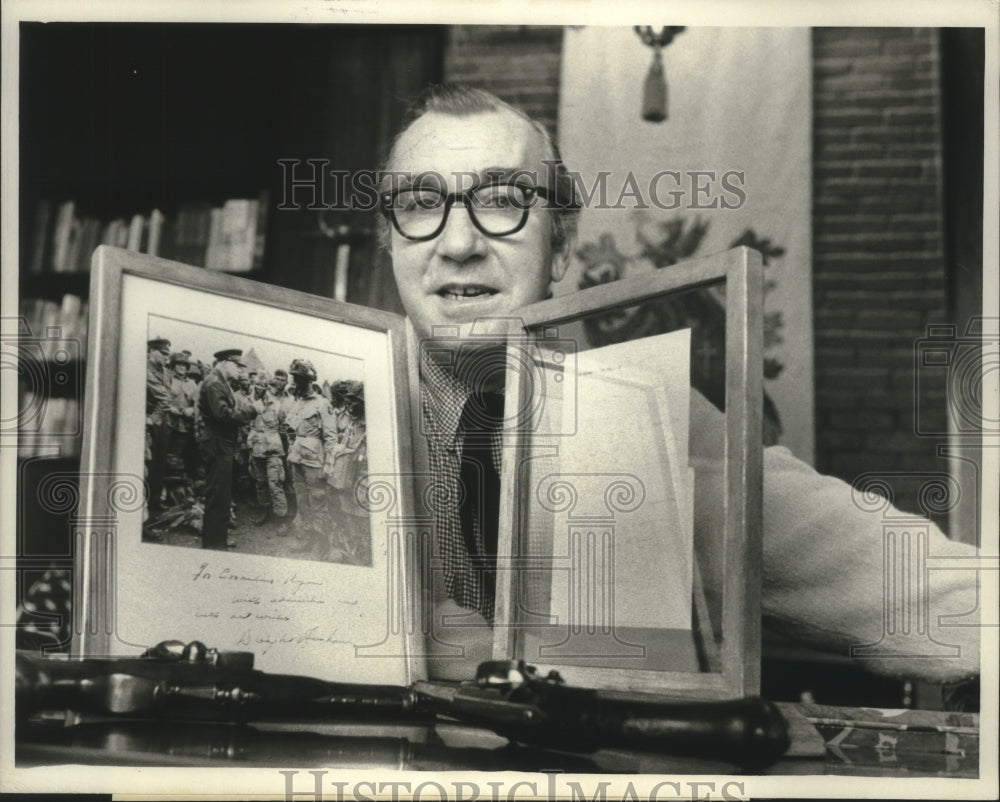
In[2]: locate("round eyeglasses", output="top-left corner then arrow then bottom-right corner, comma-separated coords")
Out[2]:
380,180 -> 558,242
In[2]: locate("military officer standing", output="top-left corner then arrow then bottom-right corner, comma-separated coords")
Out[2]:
198,348 -> 258,550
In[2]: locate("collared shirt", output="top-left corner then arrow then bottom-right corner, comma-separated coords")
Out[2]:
419,349 -> 504,622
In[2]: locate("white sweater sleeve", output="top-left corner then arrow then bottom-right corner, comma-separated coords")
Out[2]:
690,390 -> 980,683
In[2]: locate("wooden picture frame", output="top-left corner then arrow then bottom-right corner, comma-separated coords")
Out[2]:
73,246 -> 423,685
493,246 -> 763,699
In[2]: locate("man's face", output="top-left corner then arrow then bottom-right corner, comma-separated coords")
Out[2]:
172,362 -> 188,379
218,360 -> 239,381
387,110 -> 569,345
149,347 -> 168,368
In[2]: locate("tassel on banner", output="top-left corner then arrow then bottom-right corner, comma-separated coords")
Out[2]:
642,48 -> 668,122
634,26 -> 685,123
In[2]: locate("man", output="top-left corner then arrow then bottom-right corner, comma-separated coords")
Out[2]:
326,383 -> 369,565
197,349 -> 258,550
270,367 -> 291,411
164,352 -> 197,501
233,371 -> 257,504
285,358 -> 339,556
144,337 -> 173,515
270,367 -> 298,519
328,379 -> 354,442
184,359 -> 206,484
380,85 -> 980,684
246,372 -> 288,528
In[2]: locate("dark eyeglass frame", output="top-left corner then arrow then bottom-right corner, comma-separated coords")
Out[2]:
380,180 -> 559,242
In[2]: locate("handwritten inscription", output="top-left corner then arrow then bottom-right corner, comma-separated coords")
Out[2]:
188,563 -> 358,654
193,563 -> 273,584
237,626 -> 354,655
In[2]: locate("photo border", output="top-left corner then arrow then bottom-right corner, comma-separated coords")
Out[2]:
2,2 -> 995,798
72,245 -> 424,685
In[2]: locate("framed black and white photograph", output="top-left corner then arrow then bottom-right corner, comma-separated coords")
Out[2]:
75,246 -> 422,686
2,0 -> 995,799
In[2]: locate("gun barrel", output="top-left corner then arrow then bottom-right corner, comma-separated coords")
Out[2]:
538,691 -> 790,767
597,694 -> 791,767
16,651 -> 417,722
425,682 -> 790,768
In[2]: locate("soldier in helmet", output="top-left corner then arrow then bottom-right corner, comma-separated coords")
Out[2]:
285,358 -> 339,556
145,337 -> 172,517
328,379 -> 353,442
272,368 -> 296,466
247,370 -> 288,528
326,382 -> 370,565
164,351 -> 197,502
185,360 -> 205,478
268,367 -> 297,518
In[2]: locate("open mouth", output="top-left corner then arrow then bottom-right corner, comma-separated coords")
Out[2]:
437,284 -> 499,301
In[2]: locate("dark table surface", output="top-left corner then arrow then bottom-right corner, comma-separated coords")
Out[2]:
16,703 -> 980,779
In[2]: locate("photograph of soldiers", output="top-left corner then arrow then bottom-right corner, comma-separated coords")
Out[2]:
139,318 -> 370,565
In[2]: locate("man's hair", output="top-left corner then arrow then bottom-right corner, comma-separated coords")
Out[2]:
378,84 -> 580,255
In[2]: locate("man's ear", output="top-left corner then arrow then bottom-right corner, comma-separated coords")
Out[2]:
549,229 -> 576,284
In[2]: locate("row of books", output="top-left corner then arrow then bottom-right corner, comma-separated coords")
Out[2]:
27,191 -> 269,275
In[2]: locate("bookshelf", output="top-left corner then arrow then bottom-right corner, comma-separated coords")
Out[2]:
26,195 -> 269,278
15,23 -> 445,616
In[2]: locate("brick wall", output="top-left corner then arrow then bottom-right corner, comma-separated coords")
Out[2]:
444,25 -> 951,525
444,26 -> 563,137
812,28 -> 949,524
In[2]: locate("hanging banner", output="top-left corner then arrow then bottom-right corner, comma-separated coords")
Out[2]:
558,26 -> 814,462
